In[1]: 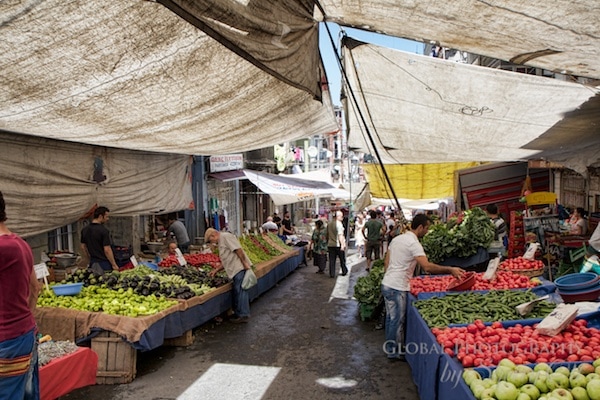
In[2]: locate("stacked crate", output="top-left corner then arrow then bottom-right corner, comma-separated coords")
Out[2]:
507,211 -> 525,258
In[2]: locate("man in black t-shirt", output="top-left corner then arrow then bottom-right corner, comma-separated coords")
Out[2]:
80,206 -> 119,272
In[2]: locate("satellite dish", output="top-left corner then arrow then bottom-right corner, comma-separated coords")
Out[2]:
307,146 -> 318,158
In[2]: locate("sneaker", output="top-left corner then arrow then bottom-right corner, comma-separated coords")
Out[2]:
230,316 -> 249,324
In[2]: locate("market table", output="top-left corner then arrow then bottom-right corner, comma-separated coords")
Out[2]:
40,347 -> 98,400
34,247 -> 303,384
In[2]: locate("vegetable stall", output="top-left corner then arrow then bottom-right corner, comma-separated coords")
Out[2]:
33,233 -> 303,387
351,205 -> 600,400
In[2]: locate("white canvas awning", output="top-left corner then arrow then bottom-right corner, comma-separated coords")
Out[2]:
319,0 -> 600,80
244,169 -> 350,206
0,132 -> 193,237
343,40 -> 599,166
0,1 -> 338,156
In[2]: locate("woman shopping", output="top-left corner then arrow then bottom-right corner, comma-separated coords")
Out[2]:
308,219 -> 328,274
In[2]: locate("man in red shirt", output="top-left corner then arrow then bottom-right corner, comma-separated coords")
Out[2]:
0,191 -> 41,399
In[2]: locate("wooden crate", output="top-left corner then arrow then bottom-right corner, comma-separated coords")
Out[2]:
91,331 -> 137,384
163,330 -> 194,347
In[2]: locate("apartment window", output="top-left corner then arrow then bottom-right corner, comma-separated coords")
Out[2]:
47,224 -> 76,253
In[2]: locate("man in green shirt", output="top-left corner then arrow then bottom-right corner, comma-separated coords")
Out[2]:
362,210 -> 385,271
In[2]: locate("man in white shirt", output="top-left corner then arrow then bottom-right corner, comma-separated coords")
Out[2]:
261,216 -> 279,233
327,210 -> 347,277
382,214 -> 464,361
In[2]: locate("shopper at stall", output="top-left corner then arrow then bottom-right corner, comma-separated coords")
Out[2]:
261,216 -> 279,233
166,214 -> 191,254
327,210 -> 347,277
382,214 -> 464,361
80,206 -> 119,272
362,210 -> 385,272
204,228 -> 252,323
308,219 -> 328,274
354,212 -> 366,258
0,191 -> 41,400
569,207 -> 588,235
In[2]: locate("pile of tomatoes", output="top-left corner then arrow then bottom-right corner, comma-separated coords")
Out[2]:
499,256 -> 545,270
409,271 -> 539,296
432,319 -> 600,368
158,252 -> 222,269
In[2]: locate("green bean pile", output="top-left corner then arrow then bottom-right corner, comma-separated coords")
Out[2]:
414,290 -> 556,327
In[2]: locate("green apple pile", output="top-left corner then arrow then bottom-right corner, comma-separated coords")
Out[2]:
464,357 -> 600,400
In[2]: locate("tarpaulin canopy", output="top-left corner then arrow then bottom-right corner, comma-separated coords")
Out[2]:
0,1 -> 338,156
344,40 -> 599,167
0,132 -> 193,238
362,162 -> 480,200
319,0 -> 600,80
243,169 -> 350,206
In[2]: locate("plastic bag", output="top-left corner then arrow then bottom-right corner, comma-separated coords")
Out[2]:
580,255 -> 600,274
242,268 -> 257,290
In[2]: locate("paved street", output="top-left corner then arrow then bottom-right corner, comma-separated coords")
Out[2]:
63,253 -> 420,400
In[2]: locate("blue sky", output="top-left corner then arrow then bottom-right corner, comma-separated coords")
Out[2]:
319,22 -> 425,106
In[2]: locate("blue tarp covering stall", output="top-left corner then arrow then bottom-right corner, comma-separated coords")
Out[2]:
37,248 -> 303,352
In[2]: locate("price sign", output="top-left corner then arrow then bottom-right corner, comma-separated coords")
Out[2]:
482,257 -> 500,281
175,248 -> 186,266
34,262 -> 50,279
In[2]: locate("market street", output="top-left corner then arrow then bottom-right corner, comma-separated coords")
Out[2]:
63,252 -> 420,400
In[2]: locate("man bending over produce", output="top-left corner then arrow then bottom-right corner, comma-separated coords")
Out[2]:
204,228 -> 252,323
382,214 -> 464,361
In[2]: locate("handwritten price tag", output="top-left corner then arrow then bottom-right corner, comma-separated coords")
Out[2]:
34,262 -> 50,279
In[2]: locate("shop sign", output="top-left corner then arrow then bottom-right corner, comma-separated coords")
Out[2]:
210,154 -> 244,172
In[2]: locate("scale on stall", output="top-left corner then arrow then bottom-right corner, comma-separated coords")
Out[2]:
145,241 -> 164,262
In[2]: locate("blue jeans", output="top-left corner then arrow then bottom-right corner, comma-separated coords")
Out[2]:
232,270 -> 250,318
381,285 -> 408,358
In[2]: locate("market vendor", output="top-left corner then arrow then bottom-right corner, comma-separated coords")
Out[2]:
568,207 -> 588,235
204,228 -> 252,323
166,240 -> 178,256
587,222 -> 600,258
280,212 -> 295,237
382,214 -> 464,361
166,214 -> 191,254
80,206 -> 119,272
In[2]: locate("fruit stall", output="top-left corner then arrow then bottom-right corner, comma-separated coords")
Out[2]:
33,233 -> 302,385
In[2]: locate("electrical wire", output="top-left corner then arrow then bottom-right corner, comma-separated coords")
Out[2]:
314,3 -> 405,219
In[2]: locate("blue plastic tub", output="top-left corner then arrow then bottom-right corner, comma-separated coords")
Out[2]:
555,272 -> 600,291
51,282 -> 83,296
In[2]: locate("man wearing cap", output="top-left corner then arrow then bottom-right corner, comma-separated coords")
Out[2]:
204,228 -> 252,323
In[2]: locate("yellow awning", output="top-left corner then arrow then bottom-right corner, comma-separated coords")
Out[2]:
363,162 -> 480,200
